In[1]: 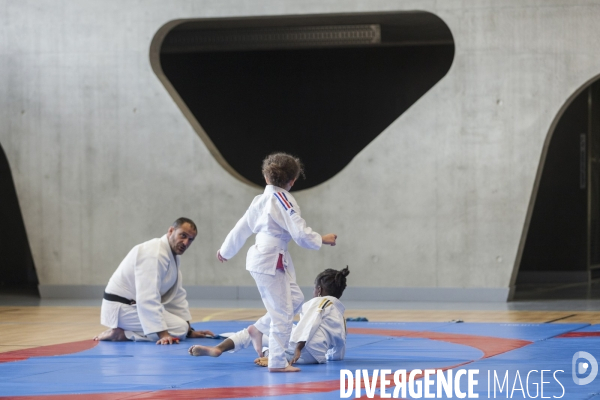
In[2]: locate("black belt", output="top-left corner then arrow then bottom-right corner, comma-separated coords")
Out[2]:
103,291 -> 136,305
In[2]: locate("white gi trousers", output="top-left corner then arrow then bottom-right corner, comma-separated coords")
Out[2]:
249,268 -> 304,368
101,300 -> 189,342
228,326 -> 317,365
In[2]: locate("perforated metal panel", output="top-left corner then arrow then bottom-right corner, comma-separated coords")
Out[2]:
162,25 -> 381,53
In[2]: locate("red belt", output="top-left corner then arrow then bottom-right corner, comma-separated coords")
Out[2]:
276,254 -> 285,270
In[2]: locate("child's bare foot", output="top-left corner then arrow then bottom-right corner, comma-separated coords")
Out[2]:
269,365 -> 301,372
247,325 -> 263,357
93,328 -> 128,341
254,357 -> 268,367
188,345 -> 222,357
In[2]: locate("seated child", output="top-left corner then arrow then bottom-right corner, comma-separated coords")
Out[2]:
189,267 -> 350,367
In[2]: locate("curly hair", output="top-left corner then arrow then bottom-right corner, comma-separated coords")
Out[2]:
315,266 -> 350,299
261,152 -> 305,189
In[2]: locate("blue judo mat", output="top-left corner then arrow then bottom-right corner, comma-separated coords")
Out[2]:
0,321 -> 598,399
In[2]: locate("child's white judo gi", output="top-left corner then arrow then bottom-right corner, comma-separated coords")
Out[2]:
227,295 -> 346,364
219,185 -> 323,368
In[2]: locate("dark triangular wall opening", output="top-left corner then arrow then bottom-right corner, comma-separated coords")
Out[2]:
154,12 -> 454,190
516,79 -> 600,299
0,143 -> 39,295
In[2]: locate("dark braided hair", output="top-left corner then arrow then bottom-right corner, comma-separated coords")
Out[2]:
262,152 -> 305,188
315,266 -> 350,299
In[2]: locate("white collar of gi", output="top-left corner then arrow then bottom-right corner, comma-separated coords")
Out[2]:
161,234 -> 180,267
265,184 -> 287,194
323,296 -> 346,314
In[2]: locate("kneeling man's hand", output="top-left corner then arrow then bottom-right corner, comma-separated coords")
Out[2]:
187,329 -> 216,338
156,331 -> 179,345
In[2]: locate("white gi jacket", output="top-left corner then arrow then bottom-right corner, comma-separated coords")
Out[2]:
101,234 -> 191,335
219,185 -> 322,275
290,296 -> 346,363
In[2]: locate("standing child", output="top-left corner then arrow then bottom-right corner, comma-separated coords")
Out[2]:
217,153 -> 337,372
189,267 -> 350,367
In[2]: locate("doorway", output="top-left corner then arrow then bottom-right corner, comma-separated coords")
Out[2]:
0,143 -> 38,296
515,79 -> 600,299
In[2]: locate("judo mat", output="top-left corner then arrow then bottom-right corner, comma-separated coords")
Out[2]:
1,321 -> 599,399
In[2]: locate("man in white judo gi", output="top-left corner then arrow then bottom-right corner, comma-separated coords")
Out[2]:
94,218 -> 213,344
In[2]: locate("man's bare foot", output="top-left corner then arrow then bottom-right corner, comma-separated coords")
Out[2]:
247,325 -> 263,357
254,356 -> 268,367
93,328 -> 128,341
269,365 -> 301,372
188,345 -> 222,357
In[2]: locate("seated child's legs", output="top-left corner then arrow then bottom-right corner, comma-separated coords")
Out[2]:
227,328 -> 252,352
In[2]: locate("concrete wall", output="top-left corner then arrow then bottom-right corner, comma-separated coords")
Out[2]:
2,0 -> 599,301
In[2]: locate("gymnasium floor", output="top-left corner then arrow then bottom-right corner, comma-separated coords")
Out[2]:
1,292 -> 599,399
